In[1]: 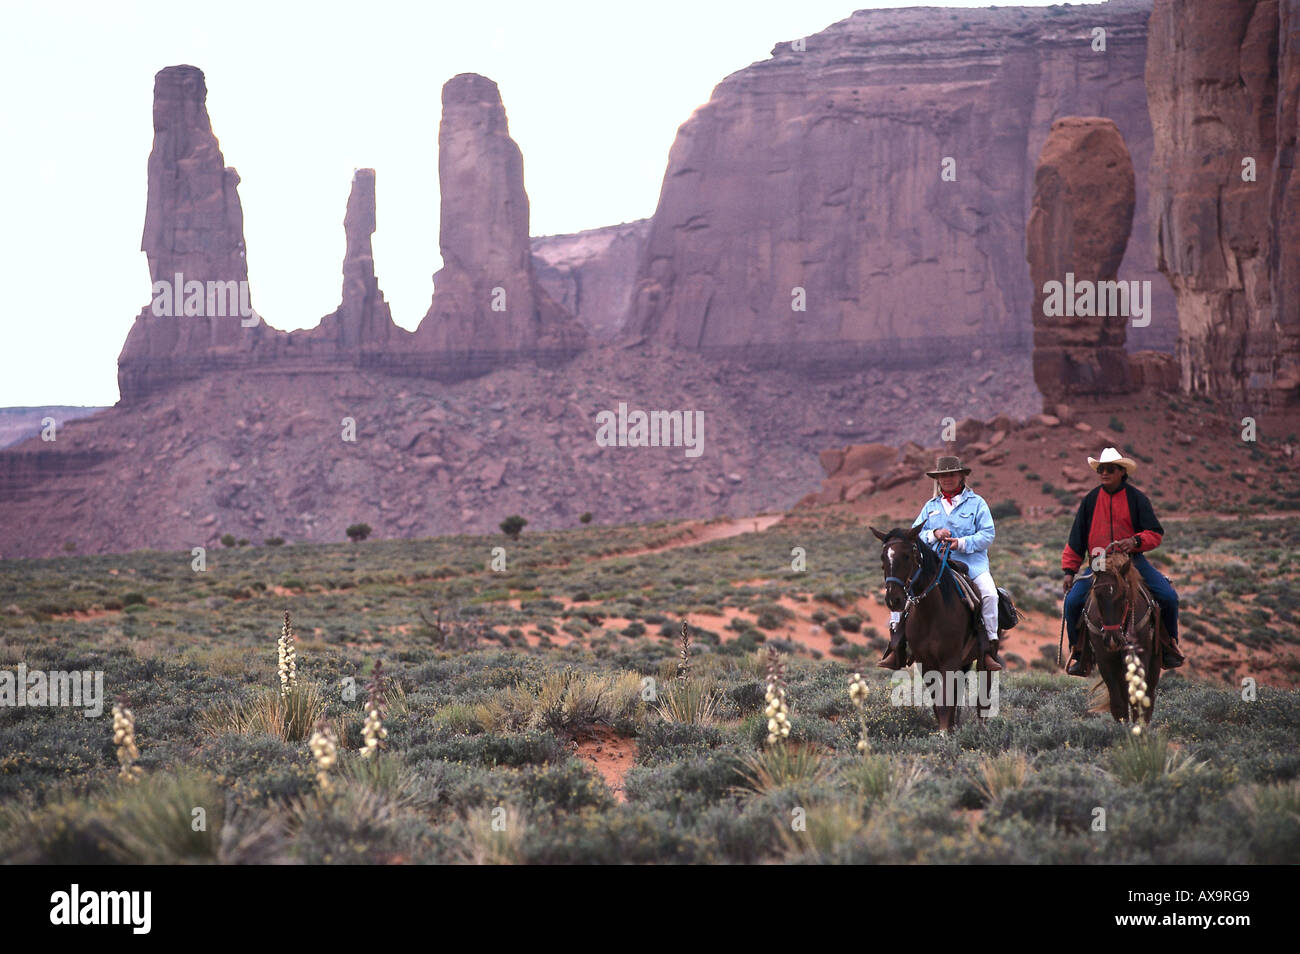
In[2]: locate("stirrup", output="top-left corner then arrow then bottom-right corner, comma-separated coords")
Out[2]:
1066,649 -> 1088,676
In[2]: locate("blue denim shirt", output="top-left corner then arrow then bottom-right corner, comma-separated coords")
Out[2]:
910,488 -> 996,577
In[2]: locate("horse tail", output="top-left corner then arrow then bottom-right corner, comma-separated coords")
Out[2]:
1086,680 -> 1110,715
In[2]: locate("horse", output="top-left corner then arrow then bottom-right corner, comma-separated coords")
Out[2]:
1082,546 -> 1162,725
870,525 -> 994,732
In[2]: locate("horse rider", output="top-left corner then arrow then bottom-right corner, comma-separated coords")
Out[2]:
1062,447 -> 1185,675
879,455 -> 1003,672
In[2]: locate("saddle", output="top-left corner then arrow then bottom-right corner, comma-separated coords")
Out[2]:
942,559 -> 1021,633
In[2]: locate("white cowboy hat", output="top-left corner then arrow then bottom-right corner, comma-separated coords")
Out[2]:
1087,446 -> 1137,475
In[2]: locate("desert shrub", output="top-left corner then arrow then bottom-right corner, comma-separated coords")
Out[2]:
991,499 -> 1022,520
221,534 -> 237,548
405,729 -> 568,768
477,668 -> 643,737
346,523 -> 372,542
500,515 -> 528,539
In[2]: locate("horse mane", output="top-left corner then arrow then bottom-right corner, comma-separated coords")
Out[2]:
881,528 -> 961,602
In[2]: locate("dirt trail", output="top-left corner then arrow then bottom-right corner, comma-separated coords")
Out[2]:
616,513 -> 785,558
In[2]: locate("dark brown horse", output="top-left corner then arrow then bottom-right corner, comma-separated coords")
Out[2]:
871,526 -> 994,732
1083,547 -> 1162,725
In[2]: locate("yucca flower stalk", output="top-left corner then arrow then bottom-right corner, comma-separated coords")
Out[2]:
309,718 -> 338,792
764,647 -> 790,747
112,695 -> 143,781
277,610 -> 297,696
360,661 -> 390,758
1124,648 -> 1150,734
849,672 -> 870,754
677,620 -> 691,684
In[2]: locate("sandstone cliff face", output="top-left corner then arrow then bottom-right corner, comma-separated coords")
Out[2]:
625,0 -> 1173,369
1027,117 -> 1136,402
1147,0 -> 1300,404
412,74 -> 586,367
532,220 -> 650,339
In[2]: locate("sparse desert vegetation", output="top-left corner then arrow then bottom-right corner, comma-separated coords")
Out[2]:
0,514 -> 1297,863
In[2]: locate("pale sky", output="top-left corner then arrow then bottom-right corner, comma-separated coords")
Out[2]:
0,0 -> 1092,407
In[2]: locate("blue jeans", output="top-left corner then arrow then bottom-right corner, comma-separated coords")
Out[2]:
1065,554 -> 1178,649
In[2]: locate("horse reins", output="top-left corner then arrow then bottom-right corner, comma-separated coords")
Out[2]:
884,539 -> 953,632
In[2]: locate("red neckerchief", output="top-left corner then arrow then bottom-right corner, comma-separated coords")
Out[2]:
941,488 -> 961,505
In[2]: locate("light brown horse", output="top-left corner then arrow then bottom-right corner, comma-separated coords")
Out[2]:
1083,547 -> 1162,725
871,526 -> 995,732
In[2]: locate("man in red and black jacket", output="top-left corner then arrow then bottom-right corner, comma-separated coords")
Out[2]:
1062,447 -> 1184,675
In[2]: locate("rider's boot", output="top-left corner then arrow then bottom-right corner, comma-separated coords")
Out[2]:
878,620 -> 907,670
1066,636 -> 1090,676
1161,638 -> 1185,670
980,631 -> 1003,672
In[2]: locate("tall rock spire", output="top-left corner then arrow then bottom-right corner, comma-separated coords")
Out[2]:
318,168 -> 399,348
1026,117 -> 1136,404
119,65 -> 267,400
413,73 -> 585,365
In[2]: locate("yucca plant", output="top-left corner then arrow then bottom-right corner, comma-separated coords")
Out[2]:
339,752 -> 429,810
457,804 -> 529,865
840,754 -> 925,806
101,770 -> 223,863
1110,729 -> 1206,785
777,800 -> 867,862
1235,780 -> 1300,818
277,610 -> 297,696
199,682 -> 328,743
971,749 -> 1031,807
654,678 -> 720,726
735,743 -> 831,797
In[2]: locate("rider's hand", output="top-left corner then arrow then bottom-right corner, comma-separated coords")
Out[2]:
1115,536 -> 1138,554
1062,574 -> 1074,596
934,529 -> 952,542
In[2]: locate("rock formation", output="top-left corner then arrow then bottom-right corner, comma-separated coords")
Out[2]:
624,0 -> 1172,370
411,73 -> 585,370
315,169 -> 404,349
1026,117 -> 1136,403
118,65 -> 275,401
118,68 -> 583,404
532,220 -> 650,339
1147,0 -> 1300,405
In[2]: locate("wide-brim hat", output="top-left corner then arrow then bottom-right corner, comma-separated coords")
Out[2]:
1087,446 -> 1137,475
925,455 -> 972,479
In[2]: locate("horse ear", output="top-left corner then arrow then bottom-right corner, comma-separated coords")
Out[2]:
870,526 -> 889,542
905,524 -> 922,539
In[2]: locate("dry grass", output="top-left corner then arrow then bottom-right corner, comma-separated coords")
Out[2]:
198,683 -> 329,743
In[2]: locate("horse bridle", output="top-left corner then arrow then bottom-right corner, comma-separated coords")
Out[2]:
1085,544 -> 1152,652
883,537 -> 952,626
